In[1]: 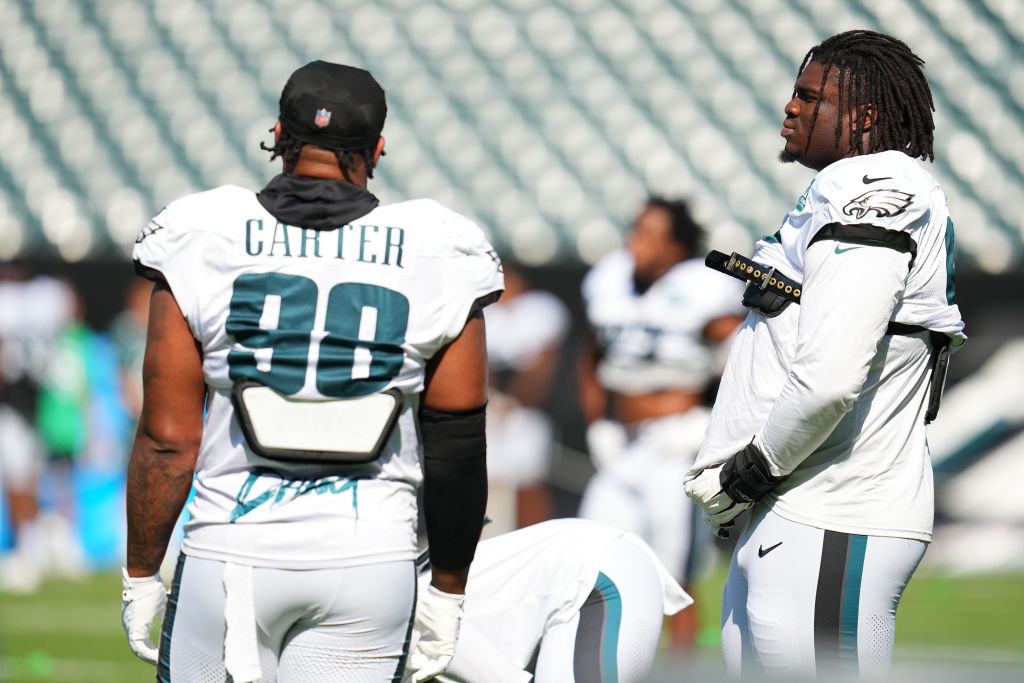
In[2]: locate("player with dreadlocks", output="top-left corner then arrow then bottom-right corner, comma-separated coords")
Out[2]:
260,126 -> 383,183
780,29 -> 936,165
685,30 -> 965,677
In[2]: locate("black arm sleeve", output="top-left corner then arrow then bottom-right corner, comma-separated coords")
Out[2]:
419,403 -> 488,571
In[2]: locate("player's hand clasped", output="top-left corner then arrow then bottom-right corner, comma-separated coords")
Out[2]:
684,463 -> 751,538
405,584 -> 466,682
685,442 -> 784,538
121,569 -> 168,665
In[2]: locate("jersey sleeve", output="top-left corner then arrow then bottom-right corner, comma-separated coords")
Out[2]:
432,206 -> 504,346
810,157 -> 930,244
131,199 -> 207,330
753,236 -> 909,475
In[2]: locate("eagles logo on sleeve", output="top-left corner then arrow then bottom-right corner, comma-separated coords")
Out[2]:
842,189 -> 915,220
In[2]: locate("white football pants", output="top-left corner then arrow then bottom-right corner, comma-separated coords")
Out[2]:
722,505 -> 926,678
159,554 -> 415,682
439,534 -> 669,683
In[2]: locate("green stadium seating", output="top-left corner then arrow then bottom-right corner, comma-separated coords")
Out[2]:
0,0 -> 1020,269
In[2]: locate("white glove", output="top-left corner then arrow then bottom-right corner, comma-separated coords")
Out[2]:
121,568 -> 167,665
684,464 -> 751,538
585,418 -> 627,470
405,585 -> 465,683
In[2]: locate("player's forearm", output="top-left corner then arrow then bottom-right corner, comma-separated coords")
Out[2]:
125,436 -> 197,576
507,348 -> 558,407
421,404 -> 487,582
577,336 -> 606,424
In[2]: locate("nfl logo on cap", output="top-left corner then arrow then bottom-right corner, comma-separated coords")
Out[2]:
314,108 -> 331,128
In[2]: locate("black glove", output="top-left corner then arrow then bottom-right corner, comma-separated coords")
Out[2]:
719,442 -> 784,504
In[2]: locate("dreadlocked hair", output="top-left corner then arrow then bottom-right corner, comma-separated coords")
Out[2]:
799,29 -> 935,162
260,129 -> 377,179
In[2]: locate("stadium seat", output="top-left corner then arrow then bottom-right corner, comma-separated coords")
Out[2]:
0,0 -> 1020,269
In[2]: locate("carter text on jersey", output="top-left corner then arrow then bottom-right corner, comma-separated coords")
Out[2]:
245,220 -> 405,267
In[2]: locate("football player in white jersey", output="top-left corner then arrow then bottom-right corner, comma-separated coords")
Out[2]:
120,61 -> 503,682
406,518 -> 693,683
482,263 -> 570,535
577,197 -> 744,652
684,30 -> 966,678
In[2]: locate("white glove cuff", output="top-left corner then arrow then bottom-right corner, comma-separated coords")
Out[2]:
121,568 -> 165,600
420,585 -> 465,631
121,568 -> 167,666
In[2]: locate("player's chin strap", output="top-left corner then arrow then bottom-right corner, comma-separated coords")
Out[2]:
223,562 -> 261,683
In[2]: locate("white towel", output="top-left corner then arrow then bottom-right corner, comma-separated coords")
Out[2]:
223,562 -> 262,682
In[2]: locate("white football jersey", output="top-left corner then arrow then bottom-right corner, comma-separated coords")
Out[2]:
485,289 -> 569,373
133,185 -> 503,569
696,151 -> 966,541
582,251 -> 744,394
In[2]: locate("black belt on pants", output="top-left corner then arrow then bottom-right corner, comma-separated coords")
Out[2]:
705,250 -> 951,423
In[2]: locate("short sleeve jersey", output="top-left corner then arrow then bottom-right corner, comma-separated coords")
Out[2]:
133,185 -> 503,568
696,151 -> 965,541
582,251 -> 744,394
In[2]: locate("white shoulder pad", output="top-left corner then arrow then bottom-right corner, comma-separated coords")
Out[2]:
813,153 -> 930,233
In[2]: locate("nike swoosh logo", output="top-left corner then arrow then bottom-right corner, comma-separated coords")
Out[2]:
835,245 -> 862,254
758,542 -> 783,558
862,174 -> 892,184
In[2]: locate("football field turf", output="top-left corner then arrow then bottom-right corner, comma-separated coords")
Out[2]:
1,564 -> 1022,682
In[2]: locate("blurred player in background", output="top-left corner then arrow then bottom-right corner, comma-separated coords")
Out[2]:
36,281 -> 128,574
685,30 -> 966,678
120,61 -> 502,682
407,518 -> 692,683
577,197 -> 744,651
0,269 -> 76,593
482,263 -> 569,535
107,278 -> 154,426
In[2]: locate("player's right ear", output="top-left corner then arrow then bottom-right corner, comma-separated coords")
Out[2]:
274,121 -> 282,143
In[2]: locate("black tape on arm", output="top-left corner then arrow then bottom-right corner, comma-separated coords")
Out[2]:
419,403 -> 488,571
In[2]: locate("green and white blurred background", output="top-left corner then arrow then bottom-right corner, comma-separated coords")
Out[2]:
1,0 -> 1022,680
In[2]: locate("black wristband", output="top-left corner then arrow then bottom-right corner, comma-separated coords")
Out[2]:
719,442 -> 784,504
419,403 -> 488,571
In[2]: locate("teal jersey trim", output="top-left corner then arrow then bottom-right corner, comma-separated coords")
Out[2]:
944,217 -> 958,305
840,535 -> 868,671
596,572 -> 622,683
156,553 -> 186,682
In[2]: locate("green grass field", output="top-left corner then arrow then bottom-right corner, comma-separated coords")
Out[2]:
1,564 -> 1022,682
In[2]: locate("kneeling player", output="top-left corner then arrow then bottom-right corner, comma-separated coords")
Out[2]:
406,518 -> 692,683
